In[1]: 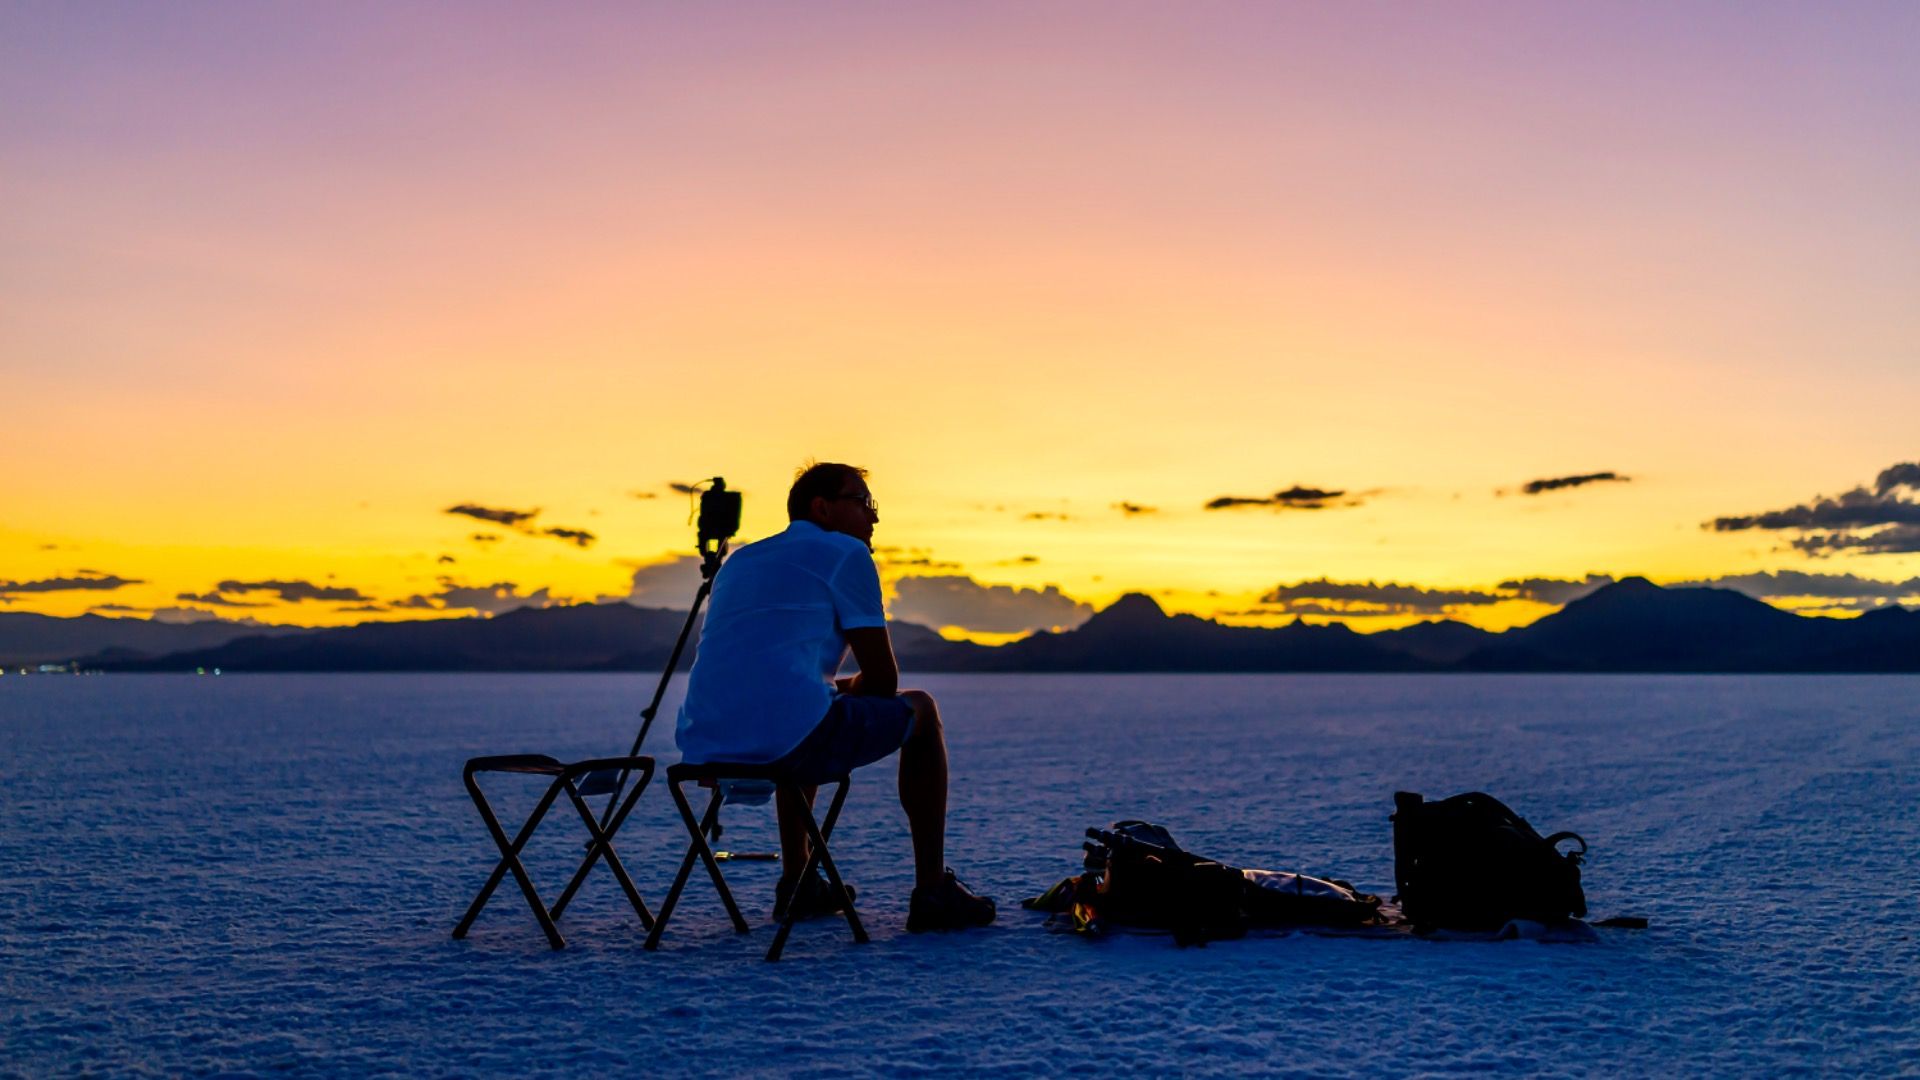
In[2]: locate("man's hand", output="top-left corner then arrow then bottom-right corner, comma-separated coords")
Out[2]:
841,626 -> 899,697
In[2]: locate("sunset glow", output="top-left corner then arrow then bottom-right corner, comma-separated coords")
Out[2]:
5,2 -> 1918,635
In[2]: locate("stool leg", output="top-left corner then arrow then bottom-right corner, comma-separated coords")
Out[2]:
765,779 -> 864,962
556,780 -> 654,931
809,780 -> 867,946
551,767 -> 652,923
455,773 -> 567,950
646,781 -> 748,950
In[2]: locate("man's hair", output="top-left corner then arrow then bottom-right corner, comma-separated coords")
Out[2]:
788,462 -> 869,520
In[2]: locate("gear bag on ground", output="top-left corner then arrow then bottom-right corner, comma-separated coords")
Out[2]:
1023,820 -> 1383,945
1390,790 -> 1587,931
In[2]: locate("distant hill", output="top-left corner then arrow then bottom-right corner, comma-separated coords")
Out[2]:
85,604 -> 697,673
0,612 -> 309,667
38,579 -> 1920,673
956,593 -> 1425,672
1462,576 -> 1918,672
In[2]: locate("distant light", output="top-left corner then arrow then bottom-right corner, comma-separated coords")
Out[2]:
196,667 -> 206,675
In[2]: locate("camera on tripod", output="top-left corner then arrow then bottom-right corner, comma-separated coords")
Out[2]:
695,477 -> 742,564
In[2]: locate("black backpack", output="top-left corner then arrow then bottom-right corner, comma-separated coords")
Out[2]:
1391,791 -> 1587,931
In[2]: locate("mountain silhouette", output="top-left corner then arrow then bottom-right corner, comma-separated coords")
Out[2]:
87,604 -> 692,673
0,612 -> 306,667
980,593 -> 1422,671
47,579 -> 1920,673
1465,577 -> 1835,671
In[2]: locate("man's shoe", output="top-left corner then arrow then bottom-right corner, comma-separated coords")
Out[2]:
772,866 -> 856,923
906,868 -> 997,933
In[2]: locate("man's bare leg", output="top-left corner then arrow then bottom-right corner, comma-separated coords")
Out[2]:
775,785 -> 817,885
897,689 -> 948,890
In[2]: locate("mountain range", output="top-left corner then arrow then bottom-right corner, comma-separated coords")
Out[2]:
10,578 -> 1916,673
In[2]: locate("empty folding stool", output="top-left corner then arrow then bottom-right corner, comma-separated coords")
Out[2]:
453,754 -> 655,950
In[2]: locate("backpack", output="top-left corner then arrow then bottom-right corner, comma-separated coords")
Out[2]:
1390,791 -> 1587,931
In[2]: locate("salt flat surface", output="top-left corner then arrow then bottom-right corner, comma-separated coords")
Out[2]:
2,674 -> 1916,1077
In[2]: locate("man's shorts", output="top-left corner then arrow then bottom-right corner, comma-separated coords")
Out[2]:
768,693 -> 917,785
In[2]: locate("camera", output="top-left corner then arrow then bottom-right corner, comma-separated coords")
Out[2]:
697,478 -> 742,555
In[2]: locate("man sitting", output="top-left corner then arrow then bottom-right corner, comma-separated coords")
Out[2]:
675,462 -> 996,932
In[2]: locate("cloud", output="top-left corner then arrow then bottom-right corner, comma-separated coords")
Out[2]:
214,579 -> 371,603
395,578 -> 554,616
1711,488 -> 1920,532
0,572 -> 144,596
1521,472 -> 1630,495
1789,525 -> 1920,556
1257,578 -> 1507,616
471,533 -> 503,545
445,503 -> 595,548
437,554 -> 456,564
873,546 -> 963,572
1235,602 -> 1409,619
175,591 -> 272,608
540,526 -> 597,548
446,503 -> 539,528
1023,512 -> 1072,522
888,575 -> 1095,634
668,482 -> 700,495
334,604 -> 389,614
629,491 -> 659,500
1664,570 -> 1920,610
148,606 -> 268,626
1496,574 -> 1617,605
612,555 -> 706,608
1874,463 -> 1920,494
1206,485 -> 1349,511
88,603 -> 144,614
1114,502 -> 1158,515
1709,462 -> 1920,556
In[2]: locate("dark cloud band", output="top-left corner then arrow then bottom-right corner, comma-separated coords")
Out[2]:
1259,578 -> 1506,615
0,572 -> 143,596
1709,462 -> 1920,557
1206,485 -> 1349,511
214,579 -> 371,603
446,503 -> 539,527
1522,472 -> 1629,495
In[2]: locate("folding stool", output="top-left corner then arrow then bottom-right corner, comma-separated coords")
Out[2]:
644,761 -> 865,962
453,754 -> 655,950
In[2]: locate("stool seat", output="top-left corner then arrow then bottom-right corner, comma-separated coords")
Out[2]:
668,760 -> 798,782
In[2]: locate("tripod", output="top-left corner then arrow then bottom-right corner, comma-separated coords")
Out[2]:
590,534 -> 727,834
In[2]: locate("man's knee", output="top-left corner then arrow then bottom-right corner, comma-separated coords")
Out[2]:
900,689 -> 942,740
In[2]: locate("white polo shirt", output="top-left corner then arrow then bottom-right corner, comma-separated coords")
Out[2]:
675,520 -> 889,764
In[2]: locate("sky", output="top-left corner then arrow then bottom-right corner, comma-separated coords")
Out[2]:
4,1 -> 1919,638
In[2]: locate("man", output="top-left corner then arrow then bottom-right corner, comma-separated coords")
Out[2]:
676,462 -> 996,932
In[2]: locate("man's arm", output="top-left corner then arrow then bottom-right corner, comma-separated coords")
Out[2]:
838,625 -> 899,697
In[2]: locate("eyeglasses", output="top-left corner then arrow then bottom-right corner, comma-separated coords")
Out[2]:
829,492 -> 879,514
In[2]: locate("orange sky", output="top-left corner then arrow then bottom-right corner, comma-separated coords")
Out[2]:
4,3 -> 1918,636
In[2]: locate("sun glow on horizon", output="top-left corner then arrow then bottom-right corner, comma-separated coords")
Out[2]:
4,4 -> 1918,635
